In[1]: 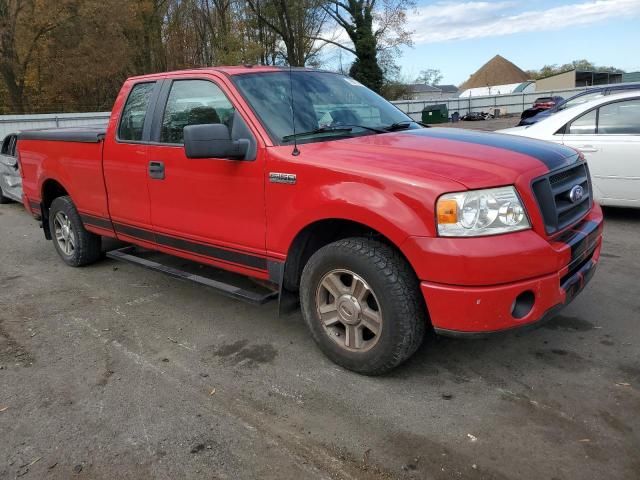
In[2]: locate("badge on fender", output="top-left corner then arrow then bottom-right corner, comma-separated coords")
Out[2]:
269,172 -> 297,185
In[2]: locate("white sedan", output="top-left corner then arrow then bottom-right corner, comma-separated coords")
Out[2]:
500,91 -> 640,208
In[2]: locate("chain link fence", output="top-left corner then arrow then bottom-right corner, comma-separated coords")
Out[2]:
0,83 -> 623,142
390,86 -> 596,121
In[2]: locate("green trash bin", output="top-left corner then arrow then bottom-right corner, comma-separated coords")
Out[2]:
421,104 -> 449,124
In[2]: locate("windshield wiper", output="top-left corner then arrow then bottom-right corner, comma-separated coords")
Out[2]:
383,121 -> 415,131
382,120 -> 431,131
335,124 -> 387,133
281,124 -> 385,142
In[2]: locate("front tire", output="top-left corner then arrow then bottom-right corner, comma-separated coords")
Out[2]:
49,196 -> 102,267
300,238 -> 426,375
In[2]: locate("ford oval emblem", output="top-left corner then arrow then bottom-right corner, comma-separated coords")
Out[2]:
569,185 -> 585,203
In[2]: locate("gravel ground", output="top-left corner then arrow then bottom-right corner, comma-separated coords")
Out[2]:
1,181 -> 639,478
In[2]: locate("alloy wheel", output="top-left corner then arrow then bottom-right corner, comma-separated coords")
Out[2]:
315,269 -> 383,352
53,211 -> 76,256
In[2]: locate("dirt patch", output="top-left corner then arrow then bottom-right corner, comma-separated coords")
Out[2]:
381,430 -> 511,480
207,340 -> 278,367
618,364 -> 640,384
543,315 -> 594,332
0,275 -> 21,284
599,410 -> 634,435
0,319 -> 34,367
532,349 -> 587,372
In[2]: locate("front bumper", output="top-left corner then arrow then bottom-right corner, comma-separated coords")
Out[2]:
405,205 -> 603,334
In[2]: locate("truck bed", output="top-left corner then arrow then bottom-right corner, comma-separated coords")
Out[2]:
18,126 -> 107,143
18,125 -> 110,222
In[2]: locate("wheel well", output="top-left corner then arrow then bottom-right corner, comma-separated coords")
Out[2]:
40,180 -> 69,240
42,180 -> 68,209
283,219 -> 411,292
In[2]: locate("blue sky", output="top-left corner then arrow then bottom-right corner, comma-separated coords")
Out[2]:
399,0 -> 640,85
386,0 -> 640,85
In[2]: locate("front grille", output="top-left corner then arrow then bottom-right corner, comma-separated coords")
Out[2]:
531,162 -> 592,235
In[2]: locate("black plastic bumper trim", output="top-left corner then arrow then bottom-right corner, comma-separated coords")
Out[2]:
434,303 -> 565,339
80,213 -> 114,231
108,220 -> 270,272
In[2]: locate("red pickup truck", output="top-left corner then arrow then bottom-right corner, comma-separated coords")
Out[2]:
17,66 -> 603,374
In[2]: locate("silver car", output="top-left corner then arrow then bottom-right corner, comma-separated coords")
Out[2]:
0,133 -> 21,203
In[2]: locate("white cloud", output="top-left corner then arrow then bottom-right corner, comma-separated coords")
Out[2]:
410,0 -> 640,44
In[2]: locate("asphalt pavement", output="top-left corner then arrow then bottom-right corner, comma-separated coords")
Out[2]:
1,199 -> 639,479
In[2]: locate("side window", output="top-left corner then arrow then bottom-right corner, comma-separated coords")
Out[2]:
118,82 -> 155,141
0,136 -> 10,155
567,109 -> 597,135
160,79 -> 234,144
559,92 -> 603,111
597,99 -> 640,134
9,136 -> 17,156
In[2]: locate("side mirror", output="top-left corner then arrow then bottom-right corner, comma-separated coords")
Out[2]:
183,124 -> 249,160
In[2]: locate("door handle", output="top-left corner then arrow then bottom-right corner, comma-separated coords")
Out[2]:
577,145 -> 599,152
148,161 -> 165,180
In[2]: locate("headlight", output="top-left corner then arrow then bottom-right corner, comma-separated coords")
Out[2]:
436,186 -> 530,237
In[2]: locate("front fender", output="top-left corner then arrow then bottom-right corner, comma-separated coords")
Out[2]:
266,177 -> 446,260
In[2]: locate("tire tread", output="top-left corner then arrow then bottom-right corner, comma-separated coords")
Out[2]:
300,237 -> 427,375
49,196 -> 102,267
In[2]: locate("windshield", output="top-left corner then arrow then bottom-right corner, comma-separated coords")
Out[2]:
233,71 -> 417,145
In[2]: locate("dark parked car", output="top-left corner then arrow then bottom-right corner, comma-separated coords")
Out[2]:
519,96 -> 564,122
519,83 -> 640,126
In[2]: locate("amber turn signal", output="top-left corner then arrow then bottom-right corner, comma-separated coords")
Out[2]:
437,198 -> 458,224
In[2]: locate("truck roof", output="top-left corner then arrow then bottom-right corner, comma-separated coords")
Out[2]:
127,65 -> 335,82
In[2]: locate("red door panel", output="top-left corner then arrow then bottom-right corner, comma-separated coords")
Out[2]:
145,76 -> 267,273
102,81 -> 157,238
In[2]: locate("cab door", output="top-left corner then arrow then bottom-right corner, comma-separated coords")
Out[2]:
145,76 -> 268,275
587,98 -> 640,203
561,107 -> 607,200
103,80 -> 160,244
562,98 -> 640,203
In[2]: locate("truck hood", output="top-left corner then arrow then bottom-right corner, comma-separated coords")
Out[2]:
294,127 -> 580,190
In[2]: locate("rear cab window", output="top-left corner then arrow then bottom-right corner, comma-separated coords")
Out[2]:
118,82 -> 156,142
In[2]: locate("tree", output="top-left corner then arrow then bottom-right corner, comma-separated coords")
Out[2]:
132,0 -> 169,73
0,0 -> 418,113
241,0 -> 280,65
0,0 -> 75,113
246,0 -> 328,66
415,68 -> 442,86
42,0 -> 143,112
319,0 -> 414,93
526,59 -> 625,80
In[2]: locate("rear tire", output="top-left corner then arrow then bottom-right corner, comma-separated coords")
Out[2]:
300,237 -> 426,375
49,196 -> 102,267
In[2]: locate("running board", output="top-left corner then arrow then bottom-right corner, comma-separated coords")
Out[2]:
106,246 -> 278,305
